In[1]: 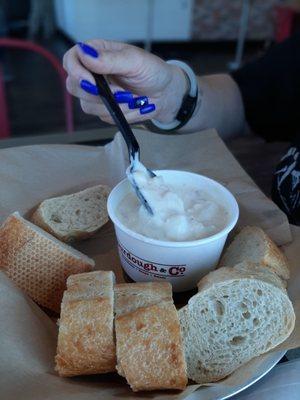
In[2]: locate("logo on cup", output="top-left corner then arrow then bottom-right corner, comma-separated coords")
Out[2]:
169,266 -> 186,276
118,243 -> 186,279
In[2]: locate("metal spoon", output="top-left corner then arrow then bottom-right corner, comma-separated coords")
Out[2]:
92,73 -> 155,215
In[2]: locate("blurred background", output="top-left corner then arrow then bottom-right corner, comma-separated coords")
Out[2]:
1,0 -> 300,148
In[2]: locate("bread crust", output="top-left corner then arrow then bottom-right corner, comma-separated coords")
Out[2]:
0,213 -> 94,312
55,271 -> 116,376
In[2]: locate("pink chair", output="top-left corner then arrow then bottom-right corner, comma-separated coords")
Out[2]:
0,38 -> 74,138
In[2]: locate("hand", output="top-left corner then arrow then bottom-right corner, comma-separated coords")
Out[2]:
63,39 -> 187,125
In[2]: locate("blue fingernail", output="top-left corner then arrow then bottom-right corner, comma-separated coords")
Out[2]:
140,104 -> 156,114
114,91 -> 133,103
128,96 -> 149,109
80,79 -> 99,95
77,42 -> 99,58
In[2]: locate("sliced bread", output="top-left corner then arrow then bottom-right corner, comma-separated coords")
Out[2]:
0,212 -> 94,312
55,271 -> 116,376
219,226 -> 290,280
200,261 -> 287,291
114,281 -> 173,317
179,264 -> 295,384
31,185 -> 110,242
114,282 -> 187,391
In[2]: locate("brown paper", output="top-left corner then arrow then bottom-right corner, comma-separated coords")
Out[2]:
0,128 -> 298,400
0,129 -> 291,244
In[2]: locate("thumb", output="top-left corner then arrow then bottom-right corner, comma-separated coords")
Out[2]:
76,41 -> 140,77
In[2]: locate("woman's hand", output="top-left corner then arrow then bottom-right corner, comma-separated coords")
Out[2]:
63,39 -> 187,125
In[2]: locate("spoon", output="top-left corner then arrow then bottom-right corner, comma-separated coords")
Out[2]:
92,73 -> 155,215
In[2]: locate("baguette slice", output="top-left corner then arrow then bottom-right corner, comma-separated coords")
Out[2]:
219,226 -> 290,280
114,282 -> 187,391
179,264 -> 295,384
31,185 -> 110,242
0,212 -> 94,312
200,261 -> 287,291
116,302 -> 187,391
55,271 -> 116,376
114,281 -> 173,317
114,281 -> 171,379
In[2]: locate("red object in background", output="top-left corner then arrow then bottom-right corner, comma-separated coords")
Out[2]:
0,38 -> 74,139
274,5 -> 300,43
0,64 -> 10,138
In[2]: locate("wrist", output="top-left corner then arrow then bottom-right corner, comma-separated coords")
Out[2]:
152,61 -> 199,131
155,64 -> 188,124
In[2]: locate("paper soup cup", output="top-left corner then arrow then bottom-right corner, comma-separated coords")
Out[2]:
107,170 -> 239,292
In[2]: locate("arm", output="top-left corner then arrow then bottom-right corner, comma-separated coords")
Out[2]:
168,34 -> 300,142
177,74 -> 245,140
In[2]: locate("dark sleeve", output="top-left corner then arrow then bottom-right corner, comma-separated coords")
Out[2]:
231,34 -> 300,142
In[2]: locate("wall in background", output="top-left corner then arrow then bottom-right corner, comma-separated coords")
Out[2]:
192,0 -> 281,40
54,0 -> 193,42
55,0 -> 286,42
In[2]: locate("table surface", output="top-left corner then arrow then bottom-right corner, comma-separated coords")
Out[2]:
227,135 -> 290,197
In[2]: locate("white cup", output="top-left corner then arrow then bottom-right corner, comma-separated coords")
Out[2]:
107,170 -> 239,292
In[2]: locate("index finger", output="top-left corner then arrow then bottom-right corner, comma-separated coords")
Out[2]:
63,46 -> 96,84
75,41 -> 142,77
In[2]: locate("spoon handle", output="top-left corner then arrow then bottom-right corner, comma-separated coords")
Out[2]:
92,73 -> 140,161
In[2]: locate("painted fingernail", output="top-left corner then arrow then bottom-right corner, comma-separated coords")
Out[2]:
80,79 -> 99,95
128,96 -> 149,109
114,91 -> 133,103
77,42 -> 99,58
140,104 -> 156,114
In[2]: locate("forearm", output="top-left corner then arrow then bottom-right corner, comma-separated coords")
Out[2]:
179,74 -> 246,140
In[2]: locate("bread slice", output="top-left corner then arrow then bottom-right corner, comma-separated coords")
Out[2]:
31,185 -> 110,242
201,261 -> 287,291
55,271 -> 116,377
179,264 -> 295,384
114,282 -> 187,391
114,281 -> 173,317
219,226 -> 290,280
0,212 -> 94,312
116,302 -> 187,391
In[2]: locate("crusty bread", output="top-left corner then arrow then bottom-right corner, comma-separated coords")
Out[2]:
219,226 -> 290,280
114,282 -> 173,317
116,302 -> 187,391
55,271 -> 116,377
114,282 -> 187,391
31,185 -> 110,242
114,281 -> 173,378
200,261 -> 287,291
179,265 -> 295,384
0,212 -> 94,312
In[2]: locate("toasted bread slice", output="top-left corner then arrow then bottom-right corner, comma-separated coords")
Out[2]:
114,282 -> 187,391
31,185 -> 110,242
55,271 -> 116,376
114,281 -> 173,317
219,226 -> 290,280
0,212 -> 94,312
116,302 -> 187,391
